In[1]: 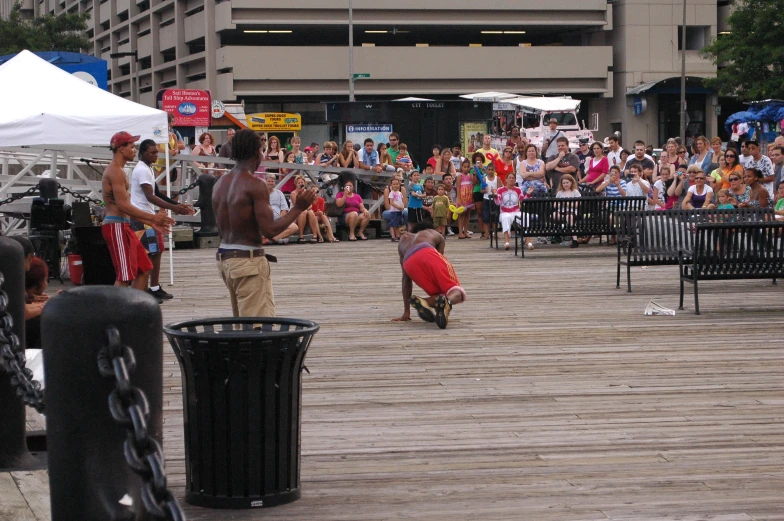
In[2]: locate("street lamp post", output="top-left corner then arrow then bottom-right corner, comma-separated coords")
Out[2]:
348,0 -> 355,101
679,0 -> 687,141
109,51 -> 139,103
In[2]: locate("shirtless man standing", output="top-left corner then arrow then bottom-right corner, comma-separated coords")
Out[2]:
393,222 -> 466,329
212,129 -> 317,317
102,132 -> 175,290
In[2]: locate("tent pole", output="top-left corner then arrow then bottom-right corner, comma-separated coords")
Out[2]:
166,146 -> 174,287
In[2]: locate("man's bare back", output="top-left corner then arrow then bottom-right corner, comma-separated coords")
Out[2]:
397,228 -> 445,261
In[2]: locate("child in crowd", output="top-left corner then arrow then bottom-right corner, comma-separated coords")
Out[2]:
456,159 -> 475,239
555,173 -> 582,248
387,177 -> 405,241
311,188 -> 339,243
407,170 -> 425,230
496,172 -> 523,250
481,161 -> 499,239
397,143 -> 413,172
716,188 -> 737,210
432,184 -> 451,237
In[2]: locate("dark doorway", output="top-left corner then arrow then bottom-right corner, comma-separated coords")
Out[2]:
658,94 -> 707,145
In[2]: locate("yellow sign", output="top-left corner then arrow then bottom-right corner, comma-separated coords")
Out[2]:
246,112 -> 302,131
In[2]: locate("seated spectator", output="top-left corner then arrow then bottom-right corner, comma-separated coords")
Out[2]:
264,174 -> 298,244
624,164 -> 651,198
335,180 -> 370,240
740,168 -> 770,208
596,165 -> 626,245
716,188 -> 738,210
291,175 -> 322,243
583,141 -> 609,190
310,187 -> 338,243
496,172 -> 523,250
682,169 -> 715,209
775,183 -> 784,219
436,149 -> 457,179
377,142 -> 395,171
654,166 -> 675,209
8,236 -> 45,349
554,174 -> 582,248
727,170 -> 751,205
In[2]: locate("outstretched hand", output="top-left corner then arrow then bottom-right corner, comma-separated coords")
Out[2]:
293,187 -> 318,211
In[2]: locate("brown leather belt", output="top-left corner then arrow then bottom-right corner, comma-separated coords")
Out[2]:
216,249 -> 277,263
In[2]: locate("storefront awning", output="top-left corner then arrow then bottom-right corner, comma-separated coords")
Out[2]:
626,76 -> 716,96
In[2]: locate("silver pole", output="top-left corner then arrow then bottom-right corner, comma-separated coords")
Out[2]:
679,0 -> 687,141
348,0 -> 355,101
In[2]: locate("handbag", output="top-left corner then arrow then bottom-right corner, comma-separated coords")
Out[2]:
326,202 -> 344,218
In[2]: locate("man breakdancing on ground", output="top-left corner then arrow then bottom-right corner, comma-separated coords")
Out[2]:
392,222 -> 466,329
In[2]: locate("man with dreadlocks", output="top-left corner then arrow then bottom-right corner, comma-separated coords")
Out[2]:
212,129 -> 318,317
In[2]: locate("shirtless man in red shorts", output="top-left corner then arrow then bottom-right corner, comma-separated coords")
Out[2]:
393,222 -> 466,329
102,131 -> 175,290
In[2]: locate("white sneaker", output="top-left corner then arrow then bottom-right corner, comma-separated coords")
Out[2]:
467,230 -> 474,236
446,228 -> 455,236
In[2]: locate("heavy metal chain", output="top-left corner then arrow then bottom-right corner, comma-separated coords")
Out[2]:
0,185 -> 39,207
58,184 -> 104,205
0,271 -> 46,413
177,180 -> 199,195
98,326 -> 185,521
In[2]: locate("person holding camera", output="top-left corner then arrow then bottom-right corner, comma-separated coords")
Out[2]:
336,180 -> 371,241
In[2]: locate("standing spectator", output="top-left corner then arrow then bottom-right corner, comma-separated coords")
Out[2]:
606,135 -> 623,168
739,141 -> 753,167
743,140 -> 776,199
382,172 -> 408,233
303,146 -> 316,165
191,132 -> 216,173
481,162 -> 499,239
664,139 -> 682,170
477,134 -> 499,166
335,180 -> 370,240
450,143 -> 466,171
217,128 -> 236,159
575,139 -> 591,181
442,172 -> 457,203
470,152 -> 487,236
688,136 -> 714,173
396,143 -> 414,173
386,177 -> 406,242
542,118 -> 566,158
279,150 -> 298,193
517,144 -> 548,194
619,149 -> 631,171
545,137 -> 579,193
496,172 -> 523,250
339,140 -> 359,168
770,145 -> 784,194
435,149 -> 457,179
310,142 -> 320,156
554,174 -> 582,248
506,127 -> 527,153
264,174 -> 298,244
494,146 -> 515,185
387,132 -> 402,165
266,136 -> 284,174
624,141 -> 656,179
708,153 -> 727,190
407,170 -> 426,230
432,184 -> 450,236
154,113 -> 185,190
708,137 -> 723,171
426,145 -> 442,170
358,138 -> 383,173
290,136 -> 305,165
454,160 -> 475,239
583,141 -> 609,190
377,142 -> 394,171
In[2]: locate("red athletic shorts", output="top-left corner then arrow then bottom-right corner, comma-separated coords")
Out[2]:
102,221 -> 154,282
402,244 -> 465,299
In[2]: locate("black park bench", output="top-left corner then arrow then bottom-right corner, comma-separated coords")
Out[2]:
512,196 -> 647,257
678,221 -> 784,315
614,208 -> 773,292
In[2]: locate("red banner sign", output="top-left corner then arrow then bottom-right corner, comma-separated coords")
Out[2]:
161,89 -> 211,127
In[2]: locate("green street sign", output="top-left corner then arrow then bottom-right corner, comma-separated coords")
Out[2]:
353,73 -> 370,79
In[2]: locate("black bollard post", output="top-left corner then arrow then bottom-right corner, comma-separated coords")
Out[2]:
0,237 -> 38,470
42,286 -> 163,521
194,173 -> 218,237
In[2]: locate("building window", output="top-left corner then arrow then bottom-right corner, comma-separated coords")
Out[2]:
678,26 -> 710,51
139,57 -> 152,69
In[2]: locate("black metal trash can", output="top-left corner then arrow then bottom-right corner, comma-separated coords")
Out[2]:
163,317 -> 318,509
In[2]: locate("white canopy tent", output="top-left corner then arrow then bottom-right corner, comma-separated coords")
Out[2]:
0,50 -> 177,284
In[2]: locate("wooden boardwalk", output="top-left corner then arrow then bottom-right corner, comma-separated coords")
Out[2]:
4,237 -> 784,520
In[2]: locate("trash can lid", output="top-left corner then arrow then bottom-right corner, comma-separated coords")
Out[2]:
163,316 -> 319,340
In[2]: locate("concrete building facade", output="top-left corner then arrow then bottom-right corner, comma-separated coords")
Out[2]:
3,0 -> 732,146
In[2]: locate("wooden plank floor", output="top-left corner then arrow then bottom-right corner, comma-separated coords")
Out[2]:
5,237 -> 784,520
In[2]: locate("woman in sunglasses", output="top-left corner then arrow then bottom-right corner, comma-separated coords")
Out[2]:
727,171 -> 751,205
681,169 -> 714,210
715,150 -> 744,190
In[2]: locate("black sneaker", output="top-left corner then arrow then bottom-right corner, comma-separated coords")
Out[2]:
409,295 -> 435,323
434,295 -> 452,330
148,287 -> 174,300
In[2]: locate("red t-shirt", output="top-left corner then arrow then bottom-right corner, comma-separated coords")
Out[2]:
312,196 -> 325,213
494,159 -> 515,183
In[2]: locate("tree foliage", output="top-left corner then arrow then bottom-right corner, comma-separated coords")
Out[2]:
701,0 -> 784,101
0,2 -> 91,56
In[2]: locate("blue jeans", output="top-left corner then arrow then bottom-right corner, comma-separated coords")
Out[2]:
382,208 -> 408,224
